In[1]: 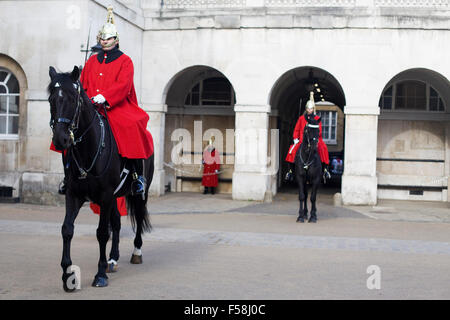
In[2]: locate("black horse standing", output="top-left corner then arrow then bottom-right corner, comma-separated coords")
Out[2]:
294,116 -> 322,223
48,66 -> 154,291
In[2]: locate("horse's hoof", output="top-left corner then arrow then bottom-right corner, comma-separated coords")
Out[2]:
63,281 -> 77,292
308,217 -> 317,223
92,276 -> 108,287
296,216 -> 305,223
63,282 -> 76,292
62,272 -> 77,292
130,254 -> 143,264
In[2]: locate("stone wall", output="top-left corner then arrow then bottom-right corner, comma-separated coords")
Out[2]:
1,0 -> 450,204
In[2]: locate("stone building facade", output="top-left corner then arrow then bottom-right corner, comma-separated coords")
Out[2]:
0,0 -> 449,205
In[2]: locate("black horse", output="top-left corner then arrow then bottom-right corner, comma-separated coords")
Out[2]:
48,66 -> 154,291
294,115 -> 322,223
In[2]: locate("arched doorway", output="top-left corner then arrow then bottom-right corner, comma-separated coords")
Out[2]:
164,65 -> 236,194
269,66 -> 346,193
0,54 -> 28,201
377,68 -> 450,202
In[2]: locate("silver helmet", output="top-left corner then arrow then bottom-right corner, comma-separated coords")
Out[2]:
97,6 -> 119,45
305,91 -> 315,114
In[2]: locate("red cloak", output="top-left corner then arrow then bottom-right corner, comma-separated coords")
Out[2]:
202,148 -> 220,187
80,52 -> 153,159
285,114 -> 329,164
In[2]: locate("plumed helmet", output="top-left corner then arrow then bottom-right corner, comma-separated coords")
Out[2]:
97,6 -> 119,42
305,91 -> 315,113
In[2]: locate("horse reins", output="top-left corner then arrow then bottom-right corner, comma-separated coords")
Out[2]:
51,81 -> 113,179
299,124 -> 318,171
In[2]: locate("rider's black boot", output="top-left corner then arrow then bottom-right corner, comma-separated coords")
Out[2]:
58,177 -> 67,195
322,163 -> 331,183
131,159 -> 146,196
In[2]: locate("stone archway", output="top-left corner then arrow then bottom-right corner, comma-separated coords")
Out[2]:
164,65 -> 236,194
377,68 -> 450,202
269,66 -> 346,193
0,53 -> 28,200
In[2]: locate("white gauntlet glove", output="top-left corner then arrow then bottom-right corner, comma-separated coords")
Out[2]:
293,138 -> 299,144
92,94 -> 106,104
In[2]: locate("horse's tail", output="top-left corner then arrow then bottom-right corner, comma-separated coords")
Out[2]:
126,194 -> 152,235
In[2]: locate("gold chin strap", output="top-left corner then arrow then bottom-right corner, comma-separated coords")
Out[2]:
101,40 -> 117,49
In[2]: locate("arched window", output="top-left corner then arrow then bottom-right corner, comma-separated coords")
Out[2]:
379,80 -> 445,112
184,77 -> 235,106
0,68 -> 20,137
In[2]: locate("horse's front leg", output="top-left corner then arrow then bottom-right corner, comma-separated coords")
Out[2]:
61,193 -> 84,292
92,201 -> 112,287
308,177 -> 320,223
296,175 -> 307,223
107,200 -> 121,273
303,179 -> 309,219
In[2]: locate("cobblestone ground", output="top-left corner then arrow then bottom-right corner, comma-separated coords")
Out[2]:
0,190 -> 449,299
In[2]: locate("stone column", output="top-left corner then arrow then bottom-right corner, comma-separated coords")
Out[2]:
143,103 -> 167,196
341,106 -> 380,205
445,122 -> 450,202
232,104 -> 273,201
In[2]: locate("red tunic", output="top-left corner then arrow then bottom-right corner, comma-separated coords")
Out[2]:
285,114 -> 329,164
202,148 -> 220,187
80,52 -> 153,159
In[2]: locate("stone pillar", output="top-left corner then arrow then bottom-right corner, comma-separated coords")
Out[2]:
144,103 -> 167,196
232,104 -> 272,201
341,106 -> 380,205
445,122 -> 450,202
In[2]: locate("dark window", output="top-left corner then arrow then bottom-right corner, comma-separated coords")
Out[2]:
0,68 -> 20,136
380,80 -> 445,112
380,86 -> 393,110
395,81 -> 426,110
185,77 -> 234,106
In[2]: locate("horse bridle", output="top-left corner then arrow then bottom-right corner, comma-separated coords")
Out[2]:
299,124 -> 319,170
49,81 -> 83,143
50,81 -> 108,179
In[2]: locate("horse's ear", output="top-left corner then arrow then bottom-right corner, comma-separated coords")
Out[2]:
49,66 -> 57,80
71,66 -> 80,81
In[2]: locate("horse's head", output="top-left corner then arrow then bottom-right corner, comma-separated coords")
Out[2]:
48,66 -> 81,150
303,114 -> 321,151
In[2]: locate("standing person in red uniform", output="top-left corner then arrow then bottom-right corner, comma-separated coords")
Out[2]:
202,137 -> 220,195
54,6 -> 153,205
285,92 -> 330,181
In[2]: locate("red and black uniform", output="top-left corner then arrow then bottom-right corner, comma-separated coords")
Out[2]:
202,147 -> 220,193
51,47 -> 154,215
285,114 -> 329,164
84,48 -> 154,214
81,47 -> 153,159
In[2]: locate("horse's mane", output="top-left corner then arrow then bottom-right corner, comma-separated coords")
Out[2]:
304,113 -> 321,125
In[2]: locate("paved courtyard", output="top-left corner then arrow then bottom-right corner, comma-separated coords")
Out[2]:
0,189 -> 449,300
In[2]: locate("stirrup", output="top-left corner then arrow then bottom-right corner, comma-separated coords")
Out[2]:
58,179 -> 66,195
284,169 -> 294,182
322,169 -> 331,184
131,175 -> 146,195
324,169 -> 331,179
